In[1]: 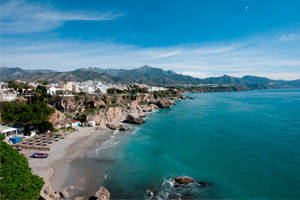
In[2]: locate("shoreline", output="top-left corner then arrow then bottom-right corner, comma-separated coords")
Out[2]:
25,95 -> 183,199
26,127 -> 113,199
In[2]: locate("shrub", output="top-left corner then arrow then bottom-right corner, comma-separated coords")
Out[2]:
0,140 -> 44,199
60,126 -> 76,132
98,105 -> 106,109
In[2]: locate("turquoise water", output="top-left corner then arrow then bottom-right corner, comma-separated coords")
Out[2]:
102,89 -> 300,199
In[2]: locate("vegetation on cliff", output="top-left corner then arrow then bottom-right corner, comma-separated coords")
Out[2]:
0,101 -> 55,134
0,136 -> 44,199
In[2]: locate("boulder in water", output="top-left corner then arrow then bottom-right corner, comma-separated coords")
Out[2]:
119,124 -> 129,131
105,123 -> 120,130
105,123 -> 130,131
124,113 -> 145,124
172,176 -> 195,186
142,106 -> 153,112
156,99 -> 170,108
145,189 -> 154,198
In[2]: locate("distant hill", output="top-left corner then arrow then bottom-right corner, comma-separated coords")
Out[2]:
0,67 -> 32,80
0,66 -> 300,89
86,65 -> 203,85
0,67 -> 115,83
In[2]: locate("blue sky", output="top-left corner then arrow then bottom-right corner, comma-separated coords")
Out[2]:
1,0 -> 300,80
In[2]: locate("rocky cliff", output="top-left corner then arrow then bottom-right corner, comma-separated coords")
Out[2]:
48,91 -> 183,131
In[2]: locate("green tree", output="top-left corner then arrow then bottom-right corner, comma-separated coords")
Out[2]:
0,102 -> 55,134
7,80 -> 19,90
106,88 -> 123,95
34,85 -> 48,100
95,88 -> 102,94
0,140 -> 44,199
74,112 -> 87,122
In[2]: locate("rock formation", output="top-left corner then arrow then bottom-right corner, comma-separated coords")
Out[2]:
105,123 -> 129,131
172,176 -> 195,186
48,90 -> 182,129
124,113 -> 145,124
156,98 -> 170,108
87,107 -> 128,129
141,105 -> 153,112
89,186 -> 110,200
48,108 -> 71,129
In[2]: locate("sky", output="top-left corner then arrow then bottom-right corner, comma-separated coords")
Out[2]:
1,0 -> 300,80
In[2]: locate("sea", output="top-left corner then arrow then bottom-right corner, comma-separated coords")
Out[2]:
69,89 -> 300,199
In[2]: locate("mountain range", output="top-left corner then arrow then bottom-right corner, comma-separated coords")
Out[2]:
1,66 -> 300,89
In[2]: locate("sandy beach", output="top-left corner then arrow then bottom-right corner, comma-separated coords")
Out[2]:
25,127 -> 113,199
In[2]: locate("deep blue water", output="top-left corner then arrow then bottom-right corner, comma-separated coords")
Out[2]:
102,89 -> 300,199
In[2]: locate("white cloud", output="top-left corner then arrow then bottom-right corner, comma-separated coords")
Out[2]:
1,31 -> 300,80
0,0 -> 122,33
279,33 -> 297,41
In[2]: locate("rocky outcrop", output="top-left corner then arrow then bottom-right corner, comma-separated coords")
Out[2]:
119,124 -> 130,131
49,95 -> 108,113
105,107 -> 128,123
124,113 -> 145,124
180,96 -> 187,99
168,99 -> 176,105
105,123 -> 129,131
88,107 -> 128,129
49,108 -> 71,129
49,92 -> 182,130
172,176 -> 195,186
150,104 -> 159,110
156,98 -> 175,108
142,105 -> 153,112
156,98 -> 170,108
139,112 -> 146,118
89,187 -> 110,200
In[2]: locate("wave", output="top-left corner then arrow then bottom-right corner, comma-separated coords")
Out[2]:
95,131 -> 121,154
95,139 -> 120,153
144,177 -> 207,200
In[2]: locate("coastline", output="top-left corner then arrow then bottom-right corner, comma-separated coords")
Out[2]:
26,127 -> 113,199
25,94 -> 183,199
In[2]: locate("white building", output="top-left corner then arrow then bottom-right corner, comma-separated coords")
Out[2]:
63,82 -> 79,93
47,86 -> 57,95
0,89 -> 17,102
149,86 -> 167,92
82,86 -> 95,94
0,124 -> 20,138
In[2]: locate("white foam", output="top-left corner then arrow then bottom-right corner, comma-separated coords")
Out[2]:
113,129 -> 119,135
